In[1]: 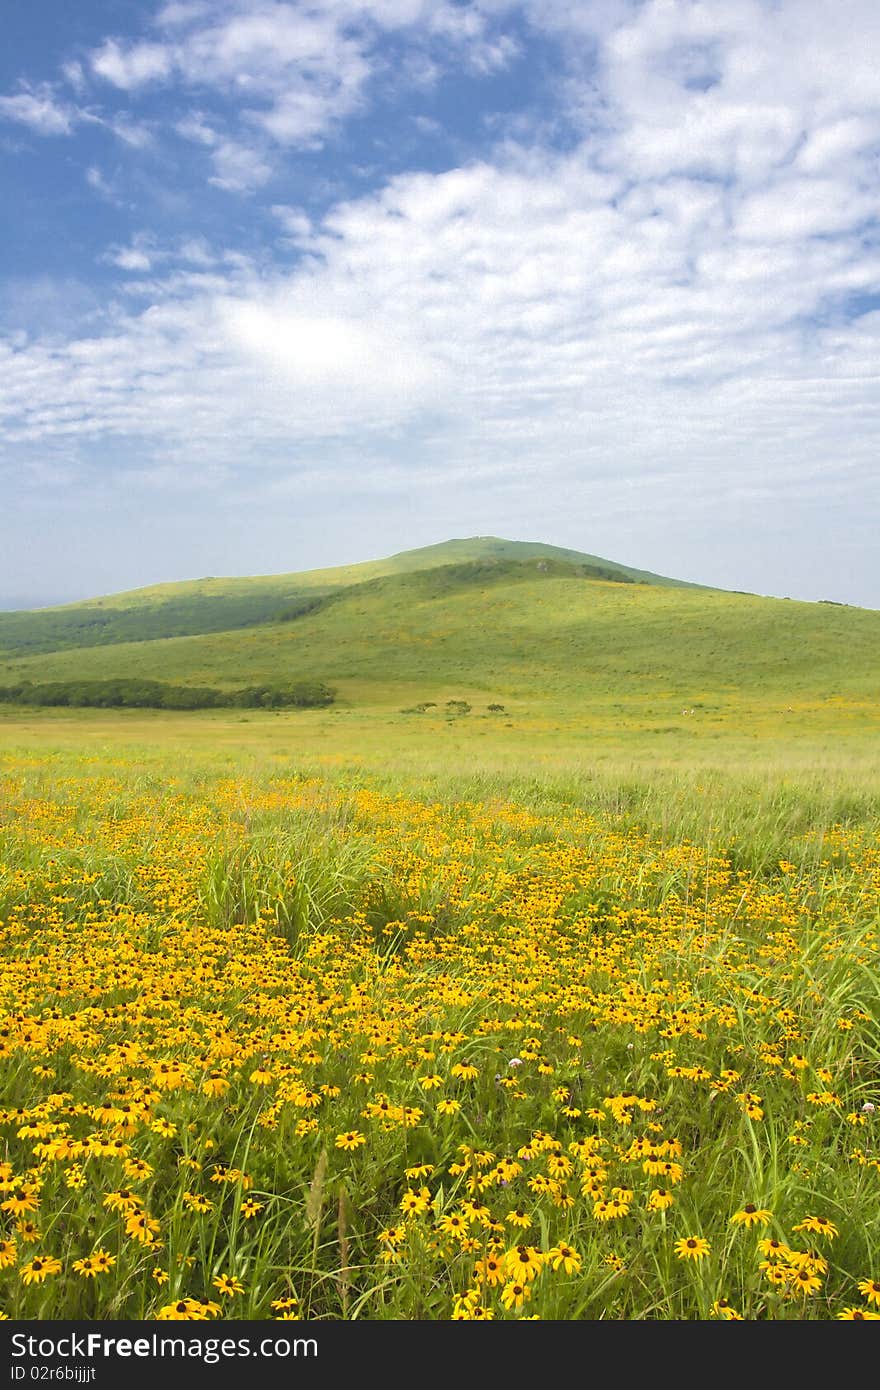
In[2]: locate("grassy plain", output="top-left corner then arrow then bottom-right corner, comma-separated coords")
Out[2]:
4,574 -> 878,713
1,699 -> 879,1321
0,548 -> 878,1321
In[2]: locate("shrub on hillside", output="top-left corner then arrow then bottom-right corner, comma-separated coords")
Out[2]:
0,678 -> 336,711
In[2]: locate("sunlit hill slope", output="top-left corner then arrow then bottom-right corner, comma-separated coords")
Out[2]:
0,537 -> 876,724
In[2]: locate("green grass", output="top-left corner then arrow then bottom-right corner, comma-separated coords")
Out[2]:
0,536 -> 688,657
2,537 -> 876,776
1,539 -> 878,1321
0,736 -> 878,1320
1,570 -> 877,754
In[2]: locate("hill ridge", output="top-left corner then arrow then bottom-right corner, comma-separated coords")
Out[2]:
57,535 -> 698,610
0,537 -> 695,658
0,543 -> 877,726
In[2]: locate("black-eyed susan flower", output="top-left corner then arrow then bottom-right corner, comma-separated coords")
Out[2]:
212,1273 -> 244,1297
450,1063 -> 479,1081
757,1237 -> 790,1260
596,1195 -> 630,1221
647,1188 -> 674,1212
1,1187 -> 40,1217
504,1246 -> 543,1282
500,1280 -> 531,1311
787,1249 -> 828,1274
155,1299 -> 204,1321
404,1164 -> 434,1179
793,1215 -> 839,1240
103,1188 -> 141,1214
474,1254 -> 504,1287
857,1279 -> 880,1307
674,1236 -> 711,1261
182,1191 -> 214,1214
437,1212 -> 470,1239
399,1188 -> 431,1218
201,1074 -> 230,1098
334,1131 -> 367,1151
712,1298 -> 743,1320
20,1255 -> 62,1285
547,1243 -> 581,1275
788,1266 -> 822,1296
505,1208 -> 532,1229
124,1211 -> 160,1244
546,1154 -> 573,1179
436,1098 -> 461,1115
657,1160 -> 683,1184
730,1204 -> 772,1229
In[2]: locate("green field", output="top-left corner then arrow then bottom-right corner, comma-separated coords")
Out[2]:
1,539 -> 877,752
0,537 -> 693,657
0,540 -> 878,1321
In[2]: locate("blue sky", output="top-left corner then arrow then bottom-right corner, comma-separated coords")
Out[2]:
1,0 -> 879,607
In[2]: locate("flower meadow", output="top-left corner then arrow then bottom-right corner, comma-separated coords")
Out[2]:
0,753 -> 879,1321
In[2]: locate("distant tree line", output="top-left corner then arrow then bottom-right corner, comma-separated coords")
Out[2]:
0,679 -> 336,710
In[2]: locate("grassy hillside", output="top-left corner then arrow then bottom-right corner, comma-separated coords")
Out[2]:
1,563 -> 877,731
0,537 -> 687,657
1,546 -> 877,1326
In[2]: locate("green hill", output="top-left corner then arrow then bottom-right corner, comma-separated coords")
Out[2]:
0,537 -> 689,657
0,541 -> 877,726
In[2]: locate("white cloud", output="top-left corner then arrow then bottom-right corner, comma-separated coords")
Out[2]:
178,237 -> 217,265
220,297 -> 447,406
157,1 -> 211,23
91,40 -> 173,89
175,112 -> 218,146
737,178 -> 880,242
105,235 -> 157,272
0,84 -> 73,135
85,0 -> 521,175
796,116 -> 880,175
105,115 -> 155,149
207,139 -> 274,192
111,249 -> 154,272
271,205 -> 313,244
550,0 -> 880,187
3,129 -> 877,491
84,166 -> 118,201
61,60 -> 88,95
1,0 -> 879,606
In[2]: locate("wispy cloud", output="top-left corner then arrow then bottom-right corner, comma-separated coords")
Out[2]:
91,40 -> 173,90
84,0 -> 522,178
1,0 -> 879,601
0,83 -> 74,136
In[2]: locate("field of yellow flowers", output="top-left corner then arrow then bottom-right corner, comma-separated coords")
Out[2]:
1,751 -> 878,1321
